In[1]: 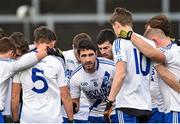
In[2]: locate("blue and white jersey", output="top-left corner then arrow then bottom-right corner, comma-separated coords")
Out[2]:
113,34 -> 155,111
157,43 -> 180,113
13,51 -> 67,123
70,57 -> 116,117
0,52 -> 39,111
2,78 -> 12,116
62,49 -> 90,120
63,50 -> 79,79
150,67 -> 165,112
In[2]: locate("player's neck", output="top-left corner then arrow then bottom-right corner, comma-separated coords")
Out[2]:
0,52 -> 13,59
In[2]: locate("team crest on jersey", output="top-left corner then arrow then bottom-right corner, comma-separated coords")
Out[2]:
81,81 -> 88,86
93,81 -> 98,87
67,59 -> 74,64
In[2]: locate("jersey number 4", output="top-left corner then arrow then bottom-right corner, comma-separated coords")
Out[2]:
31,68 -> 48,93
133,48 -> 151,76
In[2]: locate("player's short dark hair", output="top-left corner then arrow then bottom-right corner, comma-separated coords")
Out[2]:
0,37 -> 16,54
34,26 -> 56,43
110,7 -> 133,27
145,14 -> 170,36
96,29 -> 116,45
10,32 -> 29,55
77,39 -> 97,55
73,33 -> 92,49
0,28 -> 6,39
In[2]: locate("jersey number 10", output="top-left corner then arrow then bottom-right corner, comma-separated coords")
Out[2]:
133,48 -> 151,76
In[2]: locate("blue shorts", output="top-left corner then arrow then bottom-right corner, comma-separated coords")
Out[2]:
0,112 -> 4,123
88,114 -> 118,123
63,117 -> 89,123
164,111 -> 180,123
148,108 -> 165,123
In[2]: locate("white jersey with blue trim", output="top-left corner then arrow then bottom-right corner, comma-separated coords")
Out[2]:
62,49 -> 90,120
13,52 -> 67,123
113,34 -> 156,111
150,67 -> 165,112
70,57 -> 116,117
63,50 -> 79,79
157,43 -> 180,113
2,78 -> 12,116
0,52 -> 39,111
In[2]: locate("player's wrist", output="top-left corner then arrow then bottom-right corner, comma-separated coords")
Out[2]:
13,120 -> 20,123
105,99 -> 113,110
67,119 -> 74,123
73,102 -> 78,114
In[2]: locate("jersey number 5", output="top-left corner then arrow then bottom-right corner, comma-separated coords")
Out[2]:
31,68 -> 48,93
133,48 -> 151,76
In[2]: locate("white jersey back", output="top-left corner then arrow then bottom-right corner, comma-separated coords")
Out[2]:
158,43 -> 180,113
0,52 -> 38,111
70,57 -> 116,116
13,52 -> 67,123
113,35 -> 155,111
62,49 -> 90,120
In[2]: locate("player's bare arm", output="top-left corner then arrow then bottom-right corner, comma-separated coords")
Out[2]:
11,83 -> 21,122
155,64 -> 180,93
60,85 -> 74,121
108,61 -> 126,102
118,29 -> 166,63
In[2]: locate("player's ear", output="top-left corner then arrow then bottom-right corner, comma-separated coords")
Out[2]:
34,41 -> 38,48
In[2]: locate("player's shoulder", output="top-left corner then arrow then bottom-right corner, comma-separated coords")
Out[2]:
70,64 -> 83,78
62,49 -> 74,57
45,55 -> 63,64
98,57 -> 115,67
113,38 -> 132,51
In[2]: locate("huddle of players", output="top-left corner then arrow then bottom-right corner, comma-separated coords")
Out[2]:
0,7 -> 180,123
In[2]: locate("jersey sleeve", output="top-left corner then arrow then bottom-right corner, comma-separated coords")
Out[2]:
13,72 -> 21,84
69,76 -> 81,99
164,50 -> 173,63
9,52 -> 39,74
57,61 -> 67,87
112,39 -> 127,63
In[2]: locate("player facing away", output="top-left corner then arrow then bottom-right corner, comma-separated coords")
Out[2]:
144,14 -> 172,123
96,29 -> 116,60
11,26 -> 74,123
0,36 -> 58,123
2,32 -> 29,122
104,7 -> 159,123
62,33 -> 91,123
115,19 -> 180,123
69,39 -> 118,123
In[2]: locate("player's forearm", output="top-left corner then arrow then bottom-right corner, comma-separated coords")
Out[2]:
131,33 -> 165,63
12,50 -> 48,73
108,62 -> 126,101
11,96 -> 20,121
61,86 -> 74,120
108,73 -> 125,101
62,94 -> 74,120
155,64 -> 180,93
